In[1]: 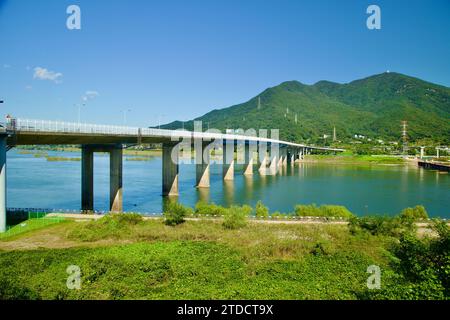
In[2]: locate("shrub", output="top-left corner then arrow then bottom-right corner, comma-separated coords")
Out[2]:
222,206 -> 249,229
163,202 -> 192,226
320,205 -> 354,218
271,211 -> 288,219
195,201 -> 227,216
399,205 -> 429,222
294,204 -> 354,218
310,241 -> 332,256
362,220 -> 450,299
348,215 -> 405,237
255,201 -> 269,218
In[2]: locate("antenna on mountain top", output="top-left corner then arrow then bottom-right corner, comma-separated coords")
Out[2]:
257,97 -> 261,110
401,120 -> 408,155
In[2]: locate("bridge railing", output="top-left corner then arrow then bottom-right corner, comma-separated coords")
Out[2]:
7,118 -> 344,151
13,119 -> 140,135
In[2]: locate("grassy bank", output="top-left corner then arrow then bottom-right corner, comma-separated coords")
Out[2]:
303,154 -> 407,165
0,203 -> 448,300
0,218 -> 389,299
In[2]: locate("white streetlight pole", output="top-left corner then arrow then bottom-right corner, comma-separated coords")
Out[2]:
76,103 -> 86,123
122,109 -> 131,125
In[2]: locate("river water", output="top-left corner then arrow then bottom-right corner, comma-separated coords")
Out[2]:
6,150 -> 450,217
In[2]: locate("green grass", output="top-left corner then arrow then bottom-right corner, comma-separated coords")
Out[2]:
0,207 -> 446,300
0,217 -> 66,240
304,154 -> 406,164
0,223 -> 387,299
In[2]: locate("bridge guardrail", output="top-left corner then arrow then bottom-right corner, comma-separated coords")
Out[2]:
5,118 -> 344,151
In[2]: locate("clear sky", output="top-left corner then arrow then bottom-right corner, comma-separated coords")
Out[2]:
0,0 -> 449,127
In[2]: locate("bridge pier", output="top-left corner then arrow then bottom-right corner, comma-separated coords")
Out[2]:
81,147 -> 94,211
287,149 -> 295,165
223,140 -> 235,181
258,141 -> 269,175
420,147 -> 425,159
196,141 -> 211,188
281,147 -> 288,167
81,144 -> 123,212
162,143 -> 179,196
243,142 -> 256,175
0,134 -> 7,232
269,143 -> 279,175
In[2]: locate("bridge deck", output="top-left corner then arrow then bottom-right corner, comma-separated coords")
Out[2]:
2,118 -> 344,152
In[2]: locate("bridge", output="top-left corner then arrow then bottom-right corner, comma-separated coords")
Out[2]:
0,118 -> 344,232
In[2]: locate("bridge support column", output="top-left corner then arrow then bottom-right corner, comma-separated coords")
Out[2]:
0,134 -> 7,233
110,147 -> 123,212
282,147 -> 288,167
196,141 -> 211,188
82,144 -> 124,212
258,141 -> 269,175
81,146 -> 94,211
223,140 -> 235,180
162,143 -> 179,196
243,142 -> 256,175
287,149 -> 295,165
269,143 -> 279,175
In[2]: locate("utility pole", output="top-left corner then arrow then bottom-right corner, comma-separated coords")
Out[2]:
401,120 -> 408,155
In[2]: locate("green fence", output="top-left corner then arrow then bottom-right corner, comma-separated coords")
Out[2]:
0,212 -> 65,239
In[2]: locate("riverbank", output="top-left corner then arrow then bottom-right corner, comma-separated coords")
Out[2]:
301,154 -> 407,165
0,213 -> 448,300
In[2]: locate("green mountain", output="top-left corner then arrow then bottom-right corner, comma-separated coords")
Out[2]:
160,72 -> 450,144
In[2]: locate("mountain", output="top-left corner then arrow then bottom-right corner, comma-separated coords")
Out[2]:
160,72 -> 450,144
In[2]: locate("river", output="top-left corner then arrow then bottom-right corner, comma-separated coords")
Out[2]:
6,150 -> 450,217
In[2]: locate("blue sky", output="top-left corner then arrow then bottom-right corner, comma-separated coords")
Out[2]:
0,0 -> 449,127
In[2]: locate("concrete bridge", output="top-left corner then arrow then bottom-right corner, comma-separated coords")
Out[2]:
0,118 -> 344,232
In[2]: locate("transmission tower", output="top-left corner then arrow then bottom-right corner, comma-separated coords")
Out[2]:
401,120 -> 408,154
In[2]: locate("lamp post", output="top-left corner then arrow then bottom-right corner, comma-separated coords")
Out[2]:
76,103 -> 86,123
157,114 -> 166,129
122,108 -> 131,125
